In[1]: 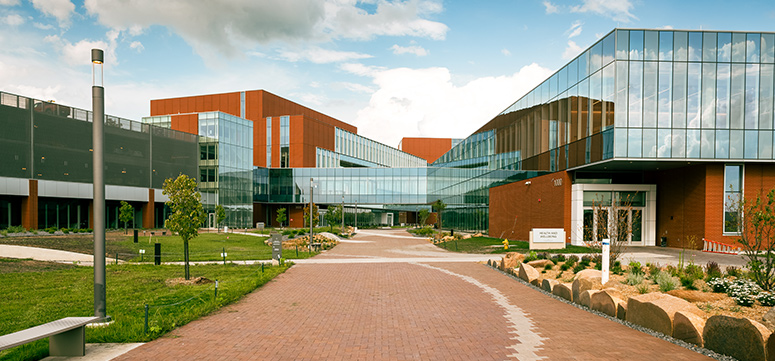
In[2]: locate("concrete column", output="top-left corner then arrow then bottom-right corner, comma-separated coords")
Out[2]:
21,179 -> 38,230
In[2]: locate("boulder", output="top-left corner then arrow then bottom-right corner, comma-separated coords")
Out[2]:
501,252 -> 525,270
530,278 -> 542,287
673,311 -> 706,347
519,263 -> 540,284
578,290 -> 596,307
616,301 -> 627,320
626,293 -> 703,336
552,282 -> 573,302
572,271 -> 602,302
527,259 -> 554,269
590,288 -> 625,318
542,279 -> 559,293
762,307 -> 775,331
704,315 -> 770,361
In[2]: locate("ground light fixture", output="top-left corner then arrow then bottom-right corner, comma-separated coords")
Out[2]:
92,48 -> 108,321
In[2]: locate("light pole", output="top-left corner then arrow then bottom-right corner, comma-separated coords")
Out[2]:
309,178 -> 314,250
354,200 -> 358,229
341,194 -> 345,230
91,48 -> 108,321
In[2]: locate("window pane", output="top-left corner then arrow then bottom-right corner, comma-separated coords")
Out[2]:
630,30 -> 643,60
703,32 -> 717,62
672,62 -> 687,128
702,63 -> 717,128
617,30 -> 629,60
716,130 -> 730,158
628,128 -> 642,157
659,31 -> 673,61
614,128 -> 627,157
658,61 -> 672,128
745,130 -> 758,159
628,61 -> 643,127
643,62 -> 658,127
687,129 -> 700,158
674,31 -> 688,61
730,64 -> 746,129
672,129 -> 686,158
732,33 -> 746,62
689,32 -> 702,61
603,32 -> 615,65
643,128 -> 656,157
718,32 -> 732,62
761,64 -> 774,130
717,63 -> 731,128
644,31 -> 658,60
759,131 -> 773,159
615,61 -> 629,127
658,129 -> 671,157
747,33 -> 761,63
701,129 -> 715,158
763,34 -> 775,63
687,63 -> 701,128
724,164 -> 742,191
730,130 -> 744,158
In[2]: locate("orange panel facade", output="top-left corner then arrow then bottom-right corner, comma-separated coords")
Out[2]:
170,114 -> 199,135
400,137 -> 453,163
142,189 -> 155,229
489,172 -> 571,242
21,179 -> 38,230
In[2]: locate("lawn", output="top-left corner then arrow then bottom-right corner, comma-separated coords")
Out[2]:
0,258 -> 289,361
436,236 -> 592,254
0,231 -> 319,262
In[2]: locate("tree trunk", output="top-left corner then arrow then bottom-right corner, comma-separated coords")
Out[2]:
184,239 -> 190,280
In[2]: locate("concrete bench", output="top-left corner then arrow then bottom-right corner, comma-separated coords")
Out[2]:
0,317 -> 100,356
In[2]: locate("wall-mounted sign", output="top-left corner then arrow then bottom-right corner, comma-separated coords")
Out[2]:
552,178 -> 563,187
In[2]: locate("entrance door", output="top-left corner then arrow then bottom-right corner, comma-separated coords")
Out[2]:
386,213 -> 394,227
583,207 -> 642,245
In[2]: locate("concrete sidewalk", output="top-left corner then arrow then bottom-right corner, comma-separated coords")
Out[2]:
0,244 -> 121,266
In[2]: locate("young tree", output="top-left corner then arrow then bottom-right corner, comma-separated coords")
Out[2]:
215,204 -> 226,229
163,174 -> 206,280
582,193 -> 635,265
417,208 -> 430,226
303,203 -> 319,228
732,188 -> 775,290
119,201 -> 134,235
324,205 -> 343,232
276,207 -> 287,228
432,199 -> 447,229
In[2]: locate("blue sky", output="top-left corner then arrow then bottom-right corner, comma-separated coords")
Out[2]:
1,0 -> 775,147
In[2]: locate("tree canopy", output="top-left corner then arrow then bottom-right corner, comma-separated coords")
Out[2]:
163,174 -> 206,280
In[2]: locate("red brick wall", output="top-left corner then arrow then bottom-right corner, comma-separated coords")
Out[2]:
400,137 -> 452,163
651,164 -> 707,249
489,171 -> 571,241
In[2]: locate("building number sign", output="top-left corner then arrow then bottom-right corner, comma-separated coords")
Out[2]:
552,178 -> 563,187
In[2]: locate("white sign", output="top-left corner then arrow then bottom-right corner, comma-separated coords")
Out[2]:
529,228 -> 566,250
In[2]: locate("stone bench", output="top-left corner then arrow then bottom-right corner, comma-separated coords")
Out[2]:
0,317 -> 100,357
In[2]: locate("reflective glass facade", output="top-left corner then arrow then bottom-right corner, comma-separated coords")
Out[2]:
332,128 -> 427,168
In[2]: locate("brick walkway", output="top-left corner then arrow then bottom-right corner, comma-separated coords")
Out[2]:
115,229 -> 712,361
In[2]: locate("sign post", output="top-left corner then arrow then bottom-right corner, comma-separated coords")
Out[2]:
271,232 -> 282,261
602,238 -> 610,285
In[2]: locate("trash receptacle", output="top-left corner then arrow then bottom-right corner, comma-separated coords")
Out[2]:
660,237 -> 667,247
133,229 -> 138,243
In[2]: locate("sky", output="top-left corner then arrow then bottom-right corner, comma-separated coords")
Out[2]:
2,0 -> 775,148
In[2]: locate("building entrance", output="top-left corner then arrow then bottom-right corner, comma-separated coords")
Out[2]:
571,184 -> 656,246
583,207 -> 643,245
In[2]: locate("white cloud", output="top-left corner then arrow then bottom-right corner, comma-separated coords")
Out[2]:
658,25 -> 674,30
543,1 -> 559,14
339,82 -> 374,93
570,0 -> 637,23
390,44 -> 428,56
45,32 -> 118,66
129,41 -> 144,52
344,63 -> 553,146
501,49 -> 511,56
84,0 -> 448,61
30,0 -> 75,27
33,22 -> 54,29
340,62 -> 384,76
566,21 -> 583,38
0,0 -> 20,5
2,14 -> 24,26
278,46 -> 372,63
562,40 -> 583,60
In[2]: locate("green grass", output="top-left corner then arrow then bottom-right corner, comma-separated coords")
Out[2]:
435,236 -> 592,254
0,232 -> 319,262
0,260 -> 289,361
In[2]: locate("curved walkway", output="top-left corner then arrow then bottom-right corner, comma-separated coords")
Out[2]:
114,229 -> 712,361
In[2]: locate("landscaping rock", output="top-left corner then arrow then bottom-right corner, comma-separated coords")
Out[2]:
572,271 -> 602,302
626,293 -> 702,336
541,279 -> 558,293
552,282 -> 573,302
578,290 -> 596,307
616,301 -> 627,320
673,311 -> 706,347
527,259 -> 553,269
703,315 -> 770,361
590,288 -> 625,318
762,307 -> 775,331
519,263 -> 540,284
501,252 -> 525,270
667,289 -> 725,303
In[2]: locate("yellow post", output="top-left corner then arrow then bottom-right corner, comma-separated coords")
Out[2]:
502,239 -> 509,250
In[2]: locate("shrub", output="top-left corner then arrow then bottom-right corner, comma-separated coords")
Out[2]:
565,255 -> 579,267
665,265 -> 680,277
560,263 -> 571,271
647,263 -> 661,276
625,272 -> 645,286
759,292 -> 775,307
654,272 -> 678,292
705,261 -> 723,281
572,263 -> 586,274
707,278 -> 731,293
727,279 -> 761,307
680,275 -> 698,290
537,252 -> 550,260
581,255 -> 594,264
726,266 -> 741,278
611,260 -> 624,275
523,251 -> 538,263
636,283 -> 650,294
551,254 -> 566,263
544,264 -> 554,271
684,264 -> 704,280
628,261 -> 643,275
412,226 -> 436,236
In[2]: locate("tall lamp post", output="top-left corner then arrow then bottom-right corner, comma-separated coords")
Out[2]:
341,194 -> 345,230
354,200 -> 358,229
92,48 -> 107,321
309,178 -> 314,249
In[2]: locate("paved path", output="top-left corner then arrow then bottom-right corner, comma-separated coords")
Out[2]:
115,229 -> 712,361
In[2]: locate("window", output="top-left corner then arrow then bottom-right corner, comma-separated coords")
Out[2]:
724,164 -> 743,233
